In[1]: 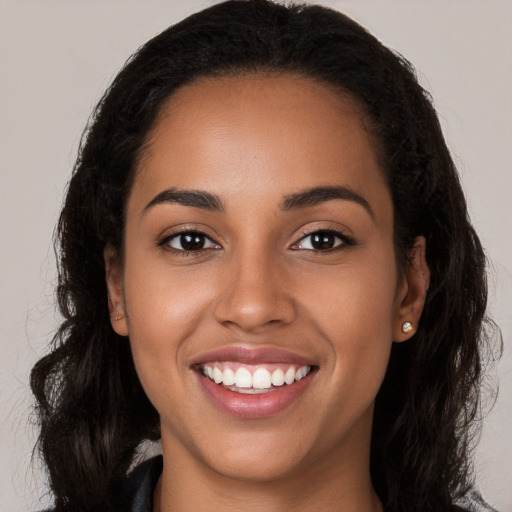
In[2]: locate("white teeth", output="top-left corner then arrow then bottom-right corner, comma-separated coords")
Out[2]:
253,368 -> 272,389
295,366 -> 308,381
284,367 -> 296,385
222,367 -> 235,386
271,368 -> 285,387
213,367 -> 223,384
226,386 -> 270,394
202,364 -> 312,391
234,367 -> 252,388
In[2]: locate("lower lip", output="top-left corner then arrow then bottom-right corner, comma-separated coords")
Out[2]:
196,371 -> 314,419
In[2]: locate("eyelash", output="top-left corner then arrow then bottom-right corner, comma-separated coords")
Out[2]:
157,227 -> 221,256
157,227 -> 355,256
291,227 -> 356,253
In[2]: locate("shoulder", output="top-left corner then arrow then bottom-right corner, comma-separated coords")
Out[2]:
115,455 -> 164,512
36,455 -> 164,512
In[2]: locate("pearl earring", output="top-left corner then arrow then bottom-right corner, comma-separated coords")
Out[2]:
402,321 -> 413,333
111,307 -> 124,321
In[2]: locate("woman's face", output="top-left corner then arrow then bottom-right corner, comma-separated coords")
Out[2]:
107,73 -> 427,483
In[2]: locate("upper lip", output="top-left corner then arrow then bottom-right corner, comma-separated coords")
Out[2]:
190,345 -> 316,367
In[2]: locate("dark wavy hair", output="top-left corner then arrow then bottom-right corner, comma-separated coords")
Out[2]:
31,1 -> 498,510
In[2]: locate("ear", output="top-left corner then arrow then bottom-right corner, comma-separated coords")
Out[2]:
104,245 -> 129,336
393,236 -> 430,342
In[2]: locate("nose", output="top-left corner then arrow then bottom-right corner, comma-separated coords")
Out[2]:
214,250 -> 296,333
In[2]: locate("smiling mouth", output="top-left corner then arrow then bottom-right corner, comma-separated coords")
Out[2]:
198,362 -> 312,394
192,347 -> 317,418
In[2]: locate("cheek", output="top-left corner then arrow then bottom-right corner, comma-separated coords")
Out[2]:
301,248 -> 398,393
304,249 -> 398,340
121,252 -> 217,406
124,250 -> 214,337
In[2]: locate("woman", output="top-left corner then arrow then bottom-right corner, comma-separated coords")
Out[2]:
30,1 -> 499,511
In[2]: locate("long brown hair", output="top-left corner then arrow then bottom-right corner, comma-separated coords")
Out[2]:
31,1 -> 498,510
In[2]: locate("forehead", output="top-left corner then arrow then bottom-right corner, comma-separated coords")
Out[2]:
131,73 -> 388,213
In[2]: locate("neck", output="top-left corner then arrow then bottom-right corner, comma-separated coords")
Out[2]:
154,471 -> 382,512
153,415 -> 383,512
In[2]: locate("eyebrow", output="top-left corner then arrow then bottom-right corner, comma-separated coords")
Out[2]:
144,185 -> 373,217
281,186 -> 373,218
144,187 -> 225,213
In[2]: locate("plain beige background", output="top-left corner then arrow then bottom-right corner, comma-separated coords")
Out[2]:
1,1 -> 510,511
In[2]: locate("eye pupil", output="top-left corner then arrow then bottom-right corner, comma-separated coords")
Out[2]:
181,233 -> 205,251
312,232 -> 335,250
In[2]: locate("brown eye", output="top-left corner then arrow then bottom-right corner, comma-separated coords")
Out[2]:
177,233 -> 206,251
292,230 -> 352,251
165,231 -> 220,252
310,232 -> 337,250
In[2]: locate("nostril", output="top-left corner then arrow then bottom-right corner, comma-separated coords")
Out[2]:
214,290 -> 296,331
212,259 -> 297,330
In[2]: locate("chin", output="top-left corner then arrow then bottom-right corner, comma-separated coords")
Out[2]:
198,430 -> 312,483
